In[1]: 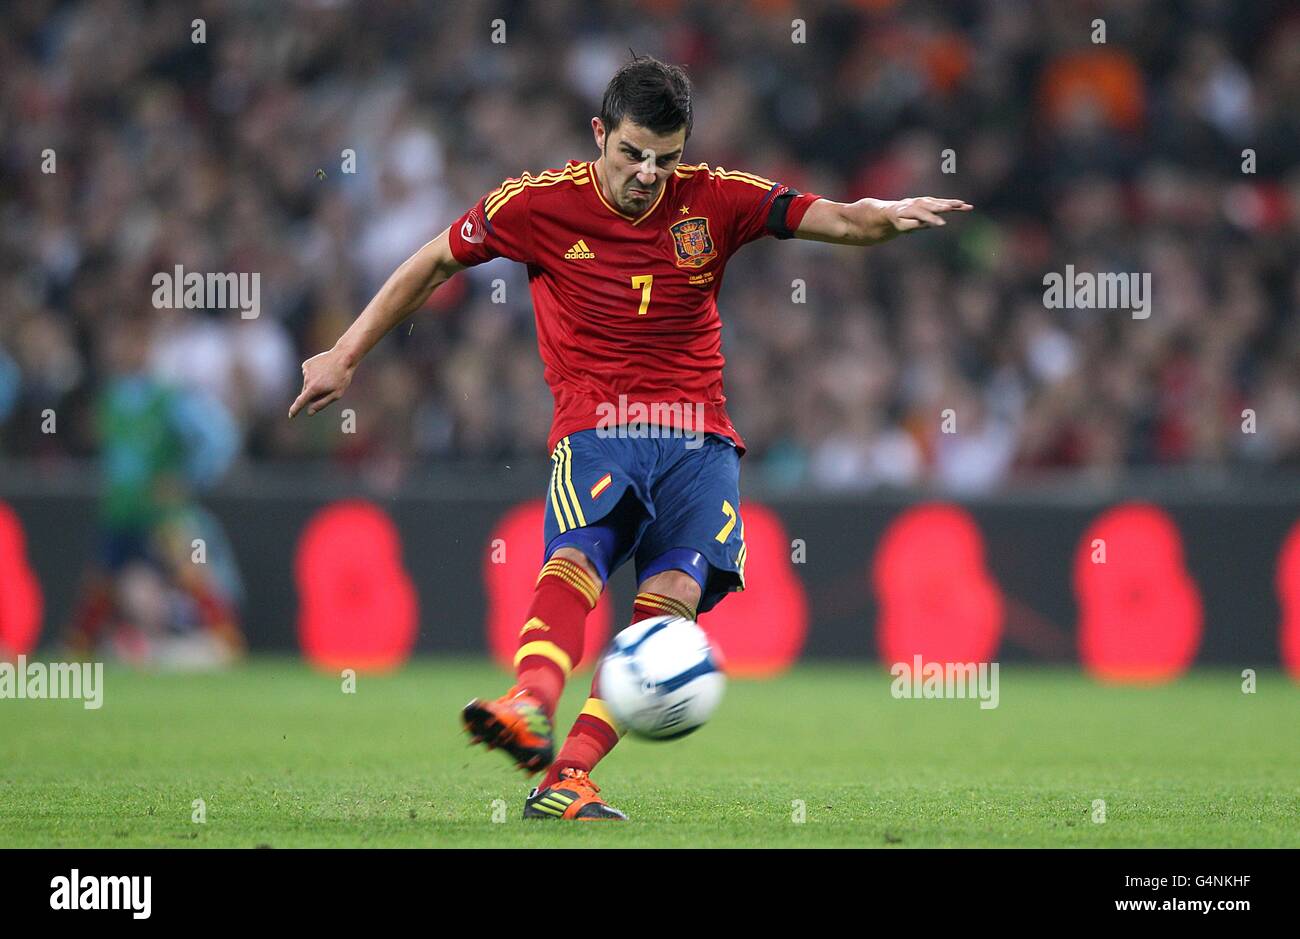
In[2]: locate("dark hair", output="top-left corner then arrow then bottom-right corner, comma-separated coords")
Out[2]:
600,54 -> 693,140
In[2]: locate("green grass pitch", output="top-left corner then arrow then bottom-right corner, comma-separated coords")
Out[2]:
2,659 -> 1297,847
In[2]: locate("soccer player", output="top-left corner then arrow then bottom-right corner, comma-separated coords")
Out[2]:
290,56 -> 970,820
68,318 -> 245,666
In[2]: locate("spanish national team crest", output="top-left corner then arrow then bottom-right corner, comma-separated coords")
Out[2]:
669,216 -> 717,269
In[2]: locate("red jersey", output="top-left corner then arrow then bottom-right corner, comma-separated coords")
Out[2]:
447,160 -> 821,455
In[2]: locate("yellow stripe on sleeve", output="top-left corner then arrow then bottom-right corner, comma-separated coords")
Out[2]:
716,168 -> 776,191
486,165 -> 586,218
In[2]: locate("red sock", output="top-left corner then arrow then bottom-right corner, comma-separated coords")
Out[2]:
66,579 -> 115,655
541,593 -> 697,789
513,556 -> 599,717
541,691 -> 621,789
632,590 -> 696,622
186,580 -> 245,652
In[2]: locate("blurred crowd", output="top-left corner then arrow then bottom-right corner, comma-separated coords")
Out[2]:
2,0 -> 1298,494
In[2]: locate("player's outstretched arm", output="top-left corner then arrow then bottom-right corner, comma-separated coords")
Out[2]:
794,196 -> 972,247
289,227 -> 465,418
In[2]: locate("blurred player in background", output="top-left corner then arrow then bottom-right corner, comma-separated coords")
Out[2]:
65,315 -> 245,668
291,55 -> 969,819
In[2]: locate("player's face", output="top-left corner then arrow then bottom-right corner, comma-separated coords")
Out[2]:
593,117 -> 685,214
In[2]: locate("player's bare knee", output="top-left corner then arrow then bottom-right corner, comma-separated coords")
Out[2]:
638,569 -> 702,611
549,546 -> 604,593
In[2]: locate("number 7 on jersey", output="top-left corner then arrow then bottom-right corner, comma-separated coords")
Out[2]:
631,274 -> 653,315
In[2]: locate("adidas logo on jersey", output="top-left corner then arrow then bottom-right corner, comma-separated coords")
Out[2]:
564,239 -> 596,260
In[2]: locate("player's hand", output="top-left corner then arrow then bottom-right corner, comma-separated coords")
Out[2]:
289,347 -> 355,418
884,197 -> 973,234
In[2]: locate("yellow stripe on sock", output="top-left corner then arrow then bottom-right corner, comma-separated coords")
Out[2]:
546,557 -> 596,595
541,557 -> 600,603
538,558 -> 599,608
514,640 -> 572,677
636,592 -> 695,621
580,696 -> 622,735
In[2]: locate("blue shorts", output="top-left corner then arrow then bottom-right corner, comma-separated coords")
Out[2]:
100,526 -> 155,573
541,429 -> 747,614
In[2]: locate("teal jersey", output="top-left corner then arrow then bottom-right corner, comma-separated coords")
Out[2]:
97,376 -> 237,529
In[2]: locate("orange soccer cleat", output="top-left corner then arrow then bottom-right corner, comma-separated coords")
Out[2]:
461,686 -> 554,773
523,768 -> 627,820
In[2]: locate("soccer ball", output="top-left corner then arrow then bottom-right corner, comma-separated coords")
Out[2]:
597,615 -> 726,740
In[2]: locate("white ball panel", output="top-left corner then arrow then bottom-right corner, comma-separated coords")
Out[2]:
598,616 -> 726,740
